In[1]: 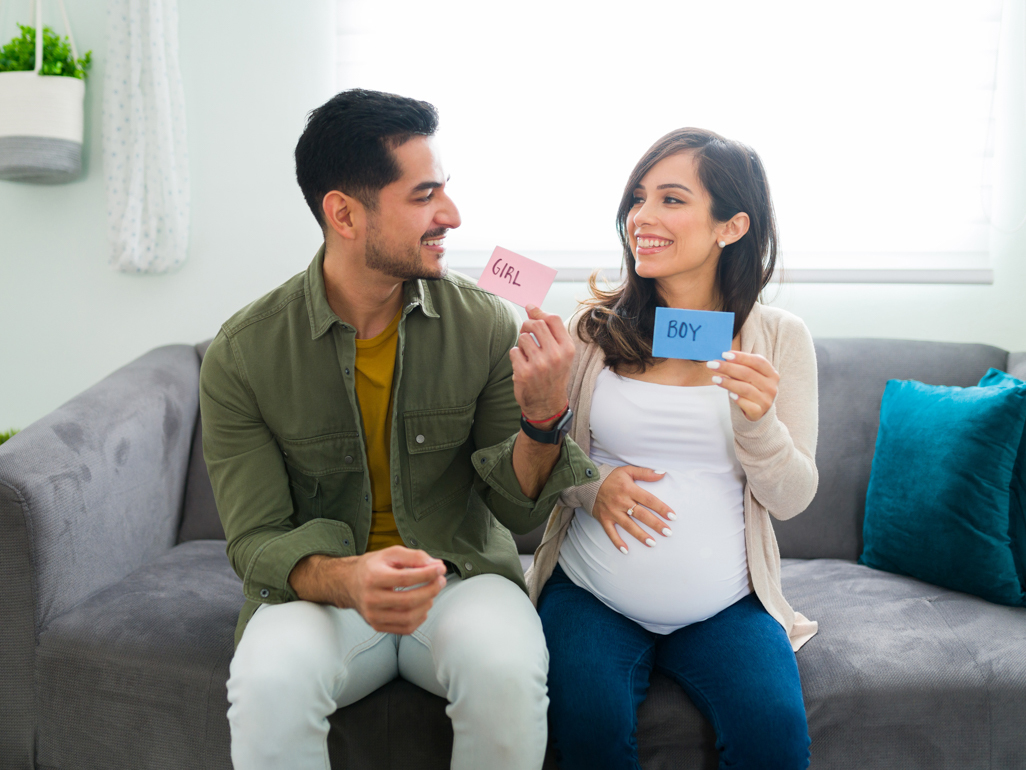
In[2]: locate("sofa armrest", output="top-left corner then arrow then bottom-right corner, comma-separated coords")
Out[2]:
0,345 -> 199,637
0,344 -> 199,766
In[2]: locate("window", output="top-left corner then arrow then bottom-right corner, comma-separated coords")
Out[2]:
337,0 -> 1002,283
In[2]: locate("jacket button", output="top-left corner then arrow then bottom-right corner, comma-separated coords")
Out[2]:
416,434 -> 425,444
364,494 -> 369,502
344,539 -> 350,546
259,589 -> 270,598
344,367 -> 351,375
394,475 -> 399,485
345,455 -> 354,464
410,538 -> 418,547
586,468 -> 594,477
464,562 -> 473,571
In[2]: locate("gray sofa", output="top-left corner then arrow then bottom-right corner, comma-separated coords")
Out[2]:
2,337 -> 1026,770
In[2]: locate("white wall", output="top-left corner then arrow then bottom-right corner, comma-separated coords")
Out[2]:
1,0 -> 1024,432
0,0 -> 336,431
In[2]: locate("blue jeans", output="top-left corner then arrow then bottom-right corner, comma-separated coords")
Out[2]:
538,565 -> 810,770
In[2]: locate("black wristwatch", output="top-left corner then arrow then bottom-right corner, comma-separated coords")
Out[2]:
520,407 -> 574,445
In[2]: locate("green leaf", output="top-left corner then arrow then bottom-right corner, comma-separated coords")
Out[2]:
0,428 -> 19,445
0,24 -> 92,79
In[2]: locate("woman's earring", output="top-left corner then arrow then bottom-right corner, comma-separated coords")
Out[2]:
718,240 -> 726,248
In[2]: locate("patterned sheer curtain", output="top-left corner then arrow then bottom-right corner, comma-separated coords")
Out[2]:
102,0 -> 188,274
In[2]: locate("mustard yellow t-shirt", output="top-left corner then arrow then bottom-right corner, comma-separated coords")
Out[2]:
355,308 -> 403,551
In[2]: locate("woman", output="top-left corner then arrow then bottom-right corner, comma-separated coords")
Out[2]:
528,128 -> 819,769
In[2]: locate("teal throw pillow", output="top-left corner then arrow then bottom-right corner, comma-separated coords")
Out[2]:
859,369 -> 1026,606
978,368 -> 1026,587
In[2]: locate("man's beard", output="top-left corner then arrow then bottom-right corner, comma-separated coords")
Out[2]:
364,225 -> 447,281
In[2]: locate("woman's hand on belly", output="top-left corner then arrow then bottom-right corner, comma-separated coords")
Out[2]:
592,466 -> 675,553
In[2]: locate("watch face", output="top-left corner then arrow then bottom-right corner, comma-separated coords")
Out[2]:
557,407 -> 574,437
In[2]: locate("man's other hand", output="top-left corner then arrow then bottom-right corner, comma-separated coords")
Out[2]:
510,305 -> 574,426
289,547 -> 447,635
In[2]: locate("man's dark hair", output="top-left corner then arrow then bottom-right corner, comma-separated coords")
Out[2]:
295,89 -> 439,228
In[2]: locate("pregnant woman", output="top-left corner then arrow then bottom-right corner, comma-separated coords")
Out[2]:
526,128 -> 819,769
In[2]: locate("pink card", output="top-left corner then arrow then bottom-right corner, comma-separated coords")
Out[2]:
476,247 -> 558,308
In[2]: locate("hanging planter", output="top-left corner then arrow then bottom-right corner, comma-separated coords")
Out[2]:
0,0 -> 91,183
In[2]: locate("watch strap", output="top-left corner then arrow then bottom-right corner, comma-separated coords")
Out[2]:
520,407 -> 573,445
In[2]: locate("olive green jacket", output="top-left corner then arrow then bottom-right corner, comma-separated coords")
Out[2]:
199,248 -> 597,646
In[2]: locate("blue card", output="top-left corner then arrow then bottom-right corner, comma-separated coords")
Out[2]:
651,307 -> 735,361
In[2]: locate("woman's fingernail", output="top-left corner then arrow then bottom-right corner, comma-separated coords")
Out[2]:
706,360 -> 721,369
655,469 -> 668,475
711,376 -> 723,384
730,392 -> 739,401
619,546 -> 629,555
666,511 -> 677,520
645,538 -> 656,547
662,528 -> 672,537
722,351 -> 736,360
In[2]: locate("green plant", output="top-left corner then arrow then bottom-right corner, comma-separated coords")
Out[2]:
0,24 -> 91,79
0,428 -> 19,445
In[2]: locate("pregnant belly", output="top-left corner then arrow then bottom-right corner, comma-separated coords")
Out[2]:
559,474 -> 750,633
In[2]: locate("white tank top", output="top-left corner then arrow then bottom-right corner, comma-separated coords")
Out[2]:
558,367 -> 750,634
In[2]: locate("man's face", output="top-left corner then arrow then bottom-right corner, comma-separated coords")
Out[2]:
363,136 -> 461,281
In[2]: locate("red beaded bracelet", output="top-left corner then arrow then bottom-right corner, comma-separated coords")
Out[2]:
522,401 -> 569,425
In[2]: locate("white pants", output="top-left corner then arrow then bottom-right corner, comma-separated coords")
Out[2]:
226,573 -> 549,770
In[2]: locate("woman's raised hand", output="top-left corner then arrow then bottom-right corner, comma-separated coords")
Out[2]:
592,466 -> 675,554
706,351 -> 780,421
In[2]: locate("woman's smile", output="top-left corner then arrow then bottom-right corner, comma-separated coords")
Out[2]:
635,235 -> 674,256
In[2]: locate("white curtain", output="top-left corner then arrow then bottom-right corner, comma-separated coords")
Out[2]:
102,0 -> 188,274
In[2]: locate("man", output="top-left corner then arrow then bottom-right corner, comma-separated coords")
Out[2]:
199,88 -> 596,770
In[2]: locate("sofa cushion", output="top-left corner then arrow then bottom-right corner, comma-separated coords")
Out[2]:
859,374 -> 1026,606
774,339 -> 1009,561
36,540 -> 238,770
781,557 -> 1026,769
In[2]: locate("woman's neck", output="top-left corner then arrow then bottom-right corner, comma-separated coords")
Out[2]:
655,270 -> 721,312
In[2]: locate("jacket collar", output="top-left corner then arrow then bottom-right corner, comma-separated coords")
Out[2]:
305,246 -> 439,340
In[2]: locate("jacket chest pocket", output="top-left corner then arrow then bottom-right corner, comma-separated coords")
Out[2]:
404,403 -> 476,521
279,433 -> 364,526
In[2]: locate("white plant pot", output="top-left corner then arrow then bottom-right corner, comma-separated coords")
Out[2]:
0,70 -> 85,183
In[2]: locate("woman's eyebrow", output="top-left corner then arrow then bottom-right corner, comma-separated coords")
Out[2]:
656,183 -> 693,194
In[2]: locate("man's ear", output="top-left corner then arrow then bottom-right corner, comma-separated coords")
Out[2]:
322,191 -> 363,241
718,211 -> 750,247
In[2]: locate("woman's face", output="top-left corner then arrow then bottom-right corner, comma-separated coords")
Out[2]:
627,152 -> 723,282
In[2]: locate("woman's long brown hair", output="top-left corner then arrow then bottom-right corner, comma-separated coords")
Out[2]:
578,128 -> 778,372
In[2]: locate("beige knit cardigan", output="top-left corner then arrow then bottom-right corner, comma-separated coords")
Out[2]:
525,302 -> 820,651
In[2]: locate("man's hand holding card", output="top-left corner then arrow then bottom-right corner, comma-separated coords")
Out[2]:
510,304 -> 575,425
475,247 -> 570,427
